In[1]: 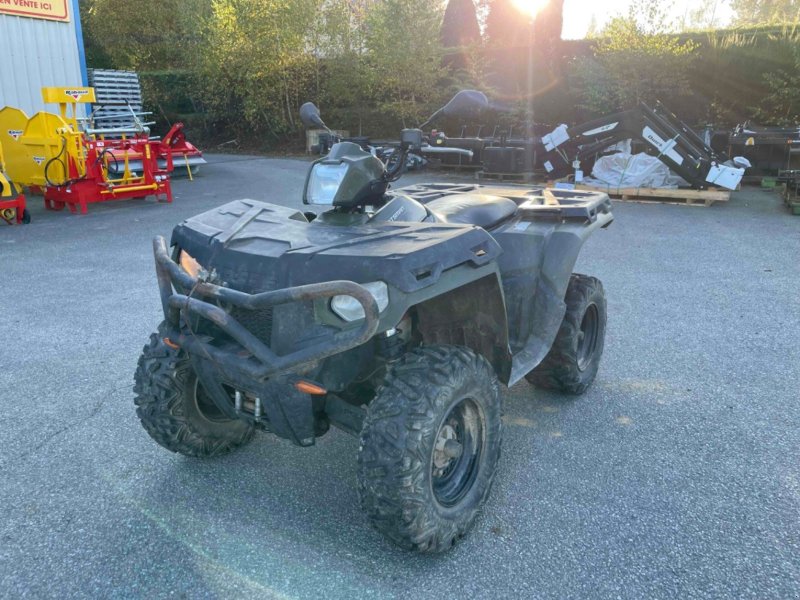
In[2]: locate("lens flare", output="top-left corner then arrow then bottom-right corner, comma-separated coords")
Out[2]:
511,0 -> 550,19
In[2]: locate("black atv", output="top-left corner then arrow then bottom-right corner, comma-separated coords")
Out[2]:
134,93 -> 614,553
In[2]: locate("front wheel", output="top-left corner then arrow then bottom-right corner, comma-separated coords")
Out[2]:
357,345 -> 502,553
526,274 -> 607,394
133,327 -> 255,457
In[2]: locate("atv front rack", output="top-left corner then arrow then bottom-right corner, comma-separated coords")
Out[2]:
153,236 -> 380,380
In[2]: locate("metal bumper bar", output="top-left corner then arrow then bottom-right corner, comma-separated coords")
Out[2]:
153,236 -> 380,380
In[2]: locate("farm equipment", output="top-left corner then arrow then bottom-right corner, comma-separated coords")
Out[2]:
134,92 -> 614,553
88,68 -> 206,178
90,113 -> 205,178
540,101 -> 749,191
0,142 -> 28,225
0,87 -> 172,214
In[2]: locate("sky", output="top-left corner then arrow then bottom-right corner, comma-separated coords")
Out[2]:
560,0 -> 735,39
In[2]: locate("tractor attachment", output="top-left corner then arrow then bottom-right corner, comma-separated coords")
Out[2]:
540,101 -> 748,190
0,137 -> 28,225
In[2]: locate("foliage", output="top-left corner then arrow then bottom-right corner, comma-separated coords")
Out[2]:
485,0 -> 527,48
364,0 -> 446,126
80,0 -> 209,71
753,44 -> 800,124
572,2 -> 699,114
732,0 -> 800,26
196,0 -> 321,140
441,0 -> 481,48
79,0 -> 800,147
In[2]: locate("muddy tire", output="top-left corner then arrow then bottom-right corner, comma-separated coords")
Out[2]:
133,327 -> 255,457
526,274 -> 606,394
357,345 -> 502,553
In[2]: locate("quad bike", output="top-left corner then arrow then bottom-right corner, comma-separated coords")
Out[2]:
134,91 -> 614,553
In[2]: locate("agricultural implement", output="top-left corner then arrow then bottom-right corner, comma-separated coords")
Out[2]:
0,142 -> 28,225
539,101 -> 749,190
88,109 -> 205,179
0,87 -> 172,215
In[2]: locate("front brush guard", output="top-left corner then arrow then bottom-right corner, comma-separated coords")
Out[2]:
152,236 -> 381,382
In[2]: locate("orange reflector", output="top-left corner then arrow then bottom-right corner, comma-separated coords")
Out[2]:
179,250 -> 201,278
163,337 -> 180,349
294,380 -> 327,395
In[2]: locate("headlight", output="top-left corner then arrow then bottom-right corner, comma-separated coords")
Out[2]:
307,162 -> 348,205
178,249 -> 201,278
331,281 -> 389,322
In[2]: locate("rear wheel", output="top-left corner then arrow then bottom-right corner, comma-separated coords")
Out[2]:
357,345 -> 502,553
526,274 -> 606,394
133,326 -> 255,457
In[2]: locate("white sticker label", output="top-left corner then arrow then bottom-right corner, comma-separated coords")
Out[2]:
543,160 -> 554,173
7,129 -> 23,141
33,156 -> 45,165
583,122 -> 619,137
642,126 -> 683,165
65,89 -> 90,101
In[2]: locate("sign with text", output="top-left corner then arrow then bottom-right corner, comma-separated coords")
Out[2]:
0,0 -> 70,22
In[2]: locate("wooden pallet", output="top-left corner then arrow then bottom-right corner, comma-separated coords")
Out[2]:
574,184 -> 730,207
476,171 -> 537,183
438,163 -> 482,172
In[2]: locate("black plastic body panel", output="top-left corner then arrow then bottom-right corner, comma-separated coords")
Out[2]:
162,183 -> 613,443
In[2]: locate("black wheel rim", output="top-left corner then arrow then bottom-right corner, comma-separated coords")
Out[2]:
192,378 -> 230,423
577,303 -> 600,371
431,398 -> 485,507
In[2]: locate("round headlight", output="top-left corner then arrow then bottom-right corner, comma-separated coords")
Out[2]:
331,281 -> 389,322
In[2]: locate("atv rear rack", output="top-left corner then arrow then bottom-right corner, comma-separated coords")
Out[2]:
153,236 -> 380,380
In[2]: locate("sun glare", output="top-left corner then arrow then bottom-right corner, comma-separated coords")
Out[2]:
511,0 -> 550,19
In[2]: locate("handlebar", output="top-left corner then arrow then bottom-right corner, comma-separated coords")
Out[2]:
419,145 -> 473,159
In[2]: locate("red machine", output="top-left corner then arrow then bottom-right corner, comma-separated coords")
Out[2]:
106,122 -> 206,179
0,144 -> 28,225
44,135 -> 173,214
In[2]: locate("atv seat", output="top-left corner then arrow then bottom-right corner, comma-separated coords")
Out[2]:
426,193 -> 518,230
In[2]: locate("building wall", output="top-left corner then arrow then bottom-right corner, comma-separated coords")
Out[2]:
0,0 -> 86,116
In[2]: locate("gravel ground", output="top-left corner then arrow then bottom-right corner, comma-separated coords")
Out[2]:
1,155 -> 798,599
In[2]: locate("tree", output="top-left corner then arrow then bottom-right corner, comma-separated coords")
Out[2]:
310,0 -> 377,134
81,0 -> 209,71
485,0 -> 527,48
754,44 -> 800,124
441,0 -> 482,48
365,0 -> 446,125
533,0 -> 564,45
732,0 -> 800,26
571,1 -> 698,114
688,0 -> 728,31
197,0 -> 322,137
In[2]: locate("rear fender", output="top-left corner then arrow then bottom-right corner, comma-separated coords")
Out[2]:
504,216 -> 611,385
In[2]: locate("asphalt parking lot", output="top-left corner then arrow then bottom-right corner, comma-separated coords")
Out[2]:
2,155 -> 799,599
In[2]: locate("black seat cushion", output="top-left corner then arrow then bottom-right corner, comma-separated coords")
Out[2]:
426,193 -> 518,229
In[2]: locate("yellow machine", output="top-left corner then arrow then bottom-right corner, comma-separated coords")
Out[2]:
0,87 -> 95,187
